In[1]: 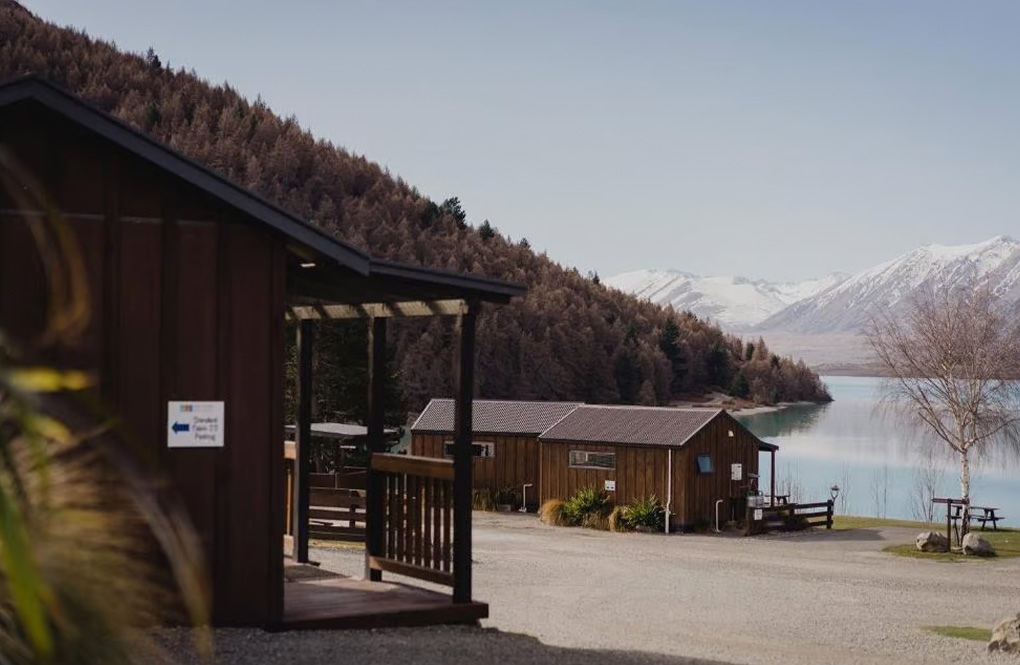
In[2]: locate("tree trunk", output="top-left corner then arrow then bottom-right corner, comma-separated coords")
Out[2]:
960,449 -> 971,538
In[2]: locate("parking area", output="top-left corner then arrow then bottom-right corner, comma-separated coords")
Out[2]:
313,512 -> 1019,665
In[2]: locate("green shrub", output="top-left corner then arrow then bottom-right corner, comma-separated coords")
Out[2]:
624,495 -> 666,532
473,486 -> 525,511
471,488 -> 499,511
563,486 -> 613,526
495,485 -> 522,509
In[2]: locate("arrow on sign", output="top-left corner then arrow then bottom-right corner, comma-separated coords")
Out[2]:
172,422 -> 190,434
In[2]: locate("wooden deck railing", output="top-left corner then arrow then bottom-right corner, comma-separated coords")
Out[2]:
367,453 -> 455,587
285,440 -> 368,544
745,500 -> 833,536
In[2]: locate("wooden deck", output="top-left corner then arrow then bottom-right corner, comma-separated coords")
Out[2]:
282,576 -> 488,630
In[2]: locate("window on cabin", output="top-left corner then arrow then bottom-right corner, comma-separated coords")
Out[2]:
568,450 -> 616,470
443,441 -> 495,458
696,454 -> 714,474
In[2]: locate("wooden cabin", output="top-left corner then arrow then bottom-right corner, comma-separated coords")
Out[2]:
0,76 -> 525,628
538,405 -> 777,530
410,399 -> 582,508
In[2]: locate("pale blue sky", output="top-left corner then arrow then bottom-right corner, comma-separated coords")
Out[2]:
25,1 -> 1020,281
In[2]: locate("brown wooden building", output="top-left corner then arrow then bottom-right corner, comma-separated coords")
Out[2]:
538,405 -> 776,530
0,77 -> 525,628
410,399 -> 582,507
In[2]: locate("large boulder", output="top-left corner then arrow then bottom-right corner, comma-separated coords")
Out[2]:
916,531 -> 949,553
962,532 -> 995,557
988,613 -> 1020,653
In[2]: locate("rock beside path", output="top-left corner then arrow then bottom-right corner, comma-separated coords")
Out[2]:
916,531 -> 948,553
962,532 -> 995,557
989,614 -> 1020,653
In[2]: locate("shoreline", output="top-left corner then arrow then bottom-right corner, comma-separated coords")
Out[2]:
729,400 -> 822,416
670,397 -> 826,417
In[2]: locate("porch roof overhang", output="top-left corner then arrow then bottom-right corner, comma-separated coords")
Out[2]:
0,76 -> 528,316
758,441 -> 779,452
286,256 -> 526,320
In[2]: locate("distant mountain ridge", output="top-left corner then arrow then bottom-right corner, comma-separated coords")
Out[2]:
609,235 -> 1020,345
756,235 -> 1020,334
605,269 -> 848,330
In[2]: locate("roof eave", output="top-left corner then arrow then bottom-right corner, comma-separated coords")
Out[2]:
369,259 -> 526,303
0,76 -> 372,275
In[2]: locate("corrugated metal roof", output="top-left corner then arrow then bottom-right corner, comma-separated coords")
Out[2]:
410,399 -> 584,435
538,405 -> 723,448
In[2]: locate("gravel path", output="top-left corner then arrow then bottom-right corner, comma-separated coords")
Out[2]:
310,513 -> 1020,665
153,625 -> 726,665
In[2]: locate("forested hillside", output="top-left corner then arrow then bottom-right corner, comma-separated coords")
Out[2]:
0,1 -> 831,421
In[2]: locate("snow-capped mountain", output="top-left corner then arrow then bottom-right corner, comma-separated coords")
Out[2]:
756,235 -> 1020,334
605,269 -> 848,330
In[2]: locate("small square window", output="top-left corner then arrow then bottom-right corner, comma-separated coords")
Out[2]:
696,454 -> 714,474
443,441 -> 495,458
568,450 -> 616,470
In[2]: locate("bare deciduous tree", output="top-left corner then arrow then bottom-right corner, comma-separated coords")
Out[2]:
779,464 -> 804,504
869,465 -> 889,519
837,464 -> 852,515
909,447 -> 946,524
866,287 -> 1020,535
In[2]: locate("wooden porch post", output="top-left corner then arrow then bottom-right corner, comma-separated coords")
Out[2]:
452,304 -> 478,604
293,320 -> 314,564
770,449 -> 776,505
365,317 -> 387,582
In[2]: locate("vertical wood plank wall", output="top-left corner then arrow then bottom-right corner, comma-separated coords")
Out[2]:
412,433 -> 541,500
538,442 -> 670,516
0,106 -> 285,626
677,413 -> 760,528
538,413 -> 761,529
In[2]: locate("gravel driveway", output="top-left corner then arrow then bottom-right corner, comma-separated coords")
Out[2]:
159,513 -> 1019,664
312,513 -> 1020,665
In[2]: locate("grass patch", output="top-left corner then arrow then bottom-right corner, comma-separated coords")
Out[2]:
883,544 -> 970,562
309,539 -> 364,552
883,528 -> 1020,561
923,625 -> 992,642
832,515 -> 939,531
831,515 -> 1020,560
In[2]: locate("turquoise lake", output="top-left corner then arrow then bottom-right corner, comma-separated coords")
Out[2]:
738,376 -> 1020,526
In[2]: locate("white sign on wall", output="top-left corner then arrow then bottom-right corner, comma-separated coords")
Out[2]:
753,508 -> 763,521
731,463 -> 743,481
168,401 -> 225,448
604,479 -> 616,492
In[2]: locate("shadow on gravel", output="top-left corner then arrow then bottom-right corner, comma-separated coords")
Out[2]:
151,625 -> 735,665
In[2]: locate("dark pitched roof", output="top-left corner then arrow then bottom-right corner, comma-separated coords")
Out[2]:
538,405 -> 725,448
0,75 -> 371,273
0,75 -> 527,304
411,399 -> 584,435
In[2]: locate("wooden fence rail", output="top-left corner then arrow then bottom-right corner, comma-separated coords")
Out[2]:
745,499 -> 833,536
284,445 -> 368,544
367,453 -> 455,587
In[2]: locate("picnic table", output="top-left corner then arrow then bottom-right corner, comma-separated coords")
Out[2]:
968,505 -> 1003,531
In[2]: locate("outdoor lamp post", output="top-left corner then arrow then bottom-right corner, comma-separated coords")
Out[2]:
830,484 -> 840,503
